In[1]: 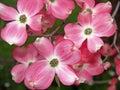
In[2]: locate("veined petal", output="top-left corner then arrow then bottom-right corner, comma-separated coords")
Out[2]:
29,14 -> 42,31
11,64 -> 27,83
54,40 -> 81,65
56,65 -> 78,85
1,21 -> 27,46
0,3 -> 18,21
84,58 -> 104,75
94,1 -> 112,14
51,0 -> 75,19
13,44 -> 38,64
87,37 -> 104,53
34,37 -> 54,58
75,69 -> 92,85
92,13 -> 116,37
77,11 -> 92,26
25,60 -> 55,89
17,0 -> 44,16
64,23 -> 86,48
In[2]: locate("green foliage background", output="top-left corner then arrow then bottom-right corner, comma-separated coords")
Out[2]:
0,0 -> 119,90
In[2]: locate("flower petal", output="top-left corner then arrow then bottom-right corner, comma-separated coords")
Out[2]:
28,14 -> 42,31
94,1 -> 112,14
24,60 -> 55,89
11,64 -> 27,83
87,37 -> 104,53
54,39 -> 81,65
0,3 -> 18,21
75,0 -> 95,8
34,37 -> 54,59
56,65 -> 78,85
92,13 -> 116,37
64,23 -> 86,48
84,58 -> 104,76
1,21 -> 27,46
50,0 -> 75,19
77,10 -> 92,26
13,44 -> 38,64
17,0 -> 44,16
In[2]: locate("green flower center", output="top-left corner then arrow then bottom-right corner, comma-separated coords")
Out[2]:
50,58 -> 59,67
84,28 -> 92,35
19,14 -> 27,23
86,8 -> 93,14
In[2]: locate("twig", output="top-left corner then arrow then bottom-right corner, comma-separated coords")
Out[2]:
48,21 -> 65,40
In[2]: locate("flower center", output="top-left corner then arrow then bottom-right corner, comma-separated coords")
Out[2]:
84,28 -> 92,35
19,14 -> 27,23
50,58 -> 59,67
86,8 -> 92,14
49,0 -> 55,3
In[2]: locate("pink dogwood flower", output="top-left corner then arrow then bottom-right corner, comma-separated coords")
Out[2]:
11,44 -> 38,83
64,11 -> 116,53
0,0 -> 44,46
44,0 -> 75,19
75,0 -> 112,16
24,37 -> 81,89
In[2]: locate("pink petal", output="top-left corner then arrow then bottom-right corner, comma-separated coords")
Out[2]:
1,21 -> 27,46
17,0 -> 44,16
13,44 -> 38,64
50,0 -> 75,19
75,0 -> 95,8
84,57 -> 104,75
25,60 -> 55,89
75,69 -> 92,85
28,14 -> 42,31
77,11 -> 92,26
54,40 -> 81,65
94,1 -> 112,15
56,65 -> 78,85
87,37 -> 104,53
0,3 -> 18,21
11,64 -> 27,83
116,64 -> 120,76
64,23 -> 86,48
34,37 -> 54,59
92,13 -> 116,37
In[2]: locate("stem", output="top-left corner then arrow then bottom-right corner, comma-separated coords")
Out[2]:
92,80 -> 109,84
103,0 -> 120,62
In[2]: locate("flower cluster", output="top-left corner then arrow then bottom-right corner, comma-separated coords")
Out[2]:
0,0 -> 119,90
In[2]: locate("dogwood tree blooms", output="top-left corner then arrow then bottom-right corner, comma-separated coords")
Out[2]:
24,37 -> 81,89
0,0 -> 119,90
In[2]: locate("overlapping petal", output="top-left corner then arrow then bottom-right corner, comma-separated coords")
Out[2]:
11,64 -> 27,83
87,37 -> 104,53
56,65 -> 78,85
64,23 -> 86,48
29,14 -> 43,31
34,37 -> 54,58
54,39 -> 81,64
12,44 -> 38,63
25,61 -> 55,89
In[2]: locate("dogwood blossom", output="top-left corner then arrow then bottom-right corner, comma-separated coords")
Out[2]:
64,11 -> 116,53
11,44 -> 38,83
0,0 -> 44,46
24,37 -> 81,89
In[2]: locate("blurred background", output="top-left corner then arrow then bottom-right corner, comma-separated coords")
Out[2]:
0,0 -> 120,90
